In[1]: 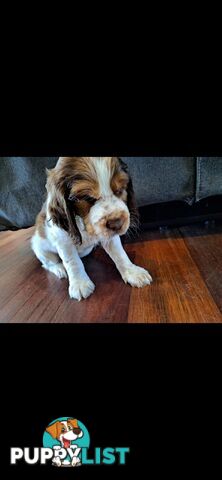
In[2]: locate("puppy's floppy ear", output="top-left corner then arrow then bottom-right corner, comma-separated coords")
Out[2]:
118,158 -> 139,228
68,418 -> 82,435
46,166 -> 82,244
68,418 -> 79,429
46,421 -> 59,439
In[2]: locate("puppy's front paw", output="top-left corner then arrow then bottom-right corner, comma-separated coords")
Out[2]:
52,457 -> 62,467
122,265 -> 153,288
69,277 -> 95,301
72,457 -> 81,467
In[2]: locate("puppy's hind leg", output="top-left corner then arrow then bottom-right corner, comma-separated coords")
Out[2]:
31,234 -> 67,279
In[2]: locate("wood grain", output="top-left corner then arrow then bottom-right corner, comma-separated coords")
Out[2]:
0,225 -> 221,323
127,229 -> 221,323
180,223 -> 222,313
48,249 -> 133,324
0,228 -> 132,323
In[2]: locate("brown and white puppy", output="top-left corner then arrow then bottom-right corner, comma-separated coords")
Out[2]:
31,157 -> 152,300
46,418 -> 83,467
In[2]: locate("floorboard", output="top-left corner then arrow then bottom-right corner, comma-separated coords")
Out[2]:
180,223 -> 222,313
127,229 -> 221,323
0,224 -> 221,323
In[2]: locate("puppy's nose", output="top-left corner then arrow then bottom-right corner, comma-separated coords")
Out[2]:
106,218 -> 124,232
73,428 -> 81,435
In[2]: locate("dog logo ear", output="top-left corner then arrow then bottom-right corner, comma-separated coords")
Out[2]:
68,418 -> 79,429
46,421 -> 59,439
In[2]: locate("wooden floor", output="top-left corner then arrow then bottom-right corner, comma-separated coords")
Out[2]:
0,223 -> 222,323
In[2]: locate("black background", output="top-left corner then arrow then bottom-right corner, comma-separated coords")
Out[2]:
1,324 -> 222,478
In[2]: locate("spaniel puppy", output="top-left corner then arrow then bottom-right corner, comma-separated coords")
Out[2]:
31,157 -> 152,300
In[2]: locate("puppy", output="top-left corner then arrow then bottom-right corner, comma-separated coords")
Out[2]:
46,418 -> 83,466
31,157 -> 152,300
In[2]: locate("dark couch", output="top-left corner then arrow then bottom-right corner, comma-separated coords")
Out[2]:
0,157 -> 222,231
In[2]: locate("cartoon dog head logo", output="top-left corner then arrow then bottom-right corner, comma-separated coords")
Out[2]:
43,417 -> 90,467
46,418 -> 83,448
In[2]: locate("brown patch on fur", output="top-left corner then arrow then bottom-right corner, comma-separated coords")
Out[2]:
47,157 -> 93,199
70,179 -> 99,200
46,158 -> 87,244
35,203 -> 46,238
68,158 -> 99,200
110,157 -> 129,202
117,158 -> 139,230
47,157 -> 100,228
74,199 -> 92,218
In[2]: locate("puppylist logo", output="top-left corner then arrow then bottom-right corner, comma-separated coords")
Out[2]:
10,417 -> 130,467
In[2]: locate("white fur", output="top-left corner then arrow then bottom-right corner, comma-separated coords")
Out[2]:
102,235 -> 152,287
91,157 -> 113,196
47,223 -> 96,301
31,158 -> 152,300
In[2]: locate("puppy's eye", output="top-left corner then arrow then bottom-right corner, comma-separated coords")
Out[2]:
61,428 -> 66,433
68,425 -> 73,431
81,195 -> 96,205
